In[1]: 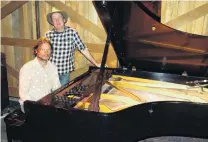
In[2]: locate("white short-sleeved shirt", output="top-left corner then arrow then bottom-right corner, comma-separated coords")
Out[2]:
19,57 -> 61,105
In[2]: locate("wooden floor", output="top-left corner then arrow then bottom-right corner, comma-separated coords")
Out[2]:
1,118 -> 8,142
1,98 -> 208,142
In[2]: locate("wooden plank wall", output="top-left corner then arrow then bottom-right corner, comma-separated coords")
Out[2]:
1,1 -> 17,97
39,1 -> 52,37
3,1 -> 208,97
1,1 -> 37,97
161,1 -> 208,35
1,1 -> 117,97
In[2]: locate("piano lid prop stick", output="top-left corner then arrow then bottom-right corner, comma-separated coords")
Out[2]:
89,24 -> 112,112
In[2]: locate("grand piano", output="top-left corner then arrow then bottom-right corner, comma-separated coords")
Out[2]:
5,1 -> 208,142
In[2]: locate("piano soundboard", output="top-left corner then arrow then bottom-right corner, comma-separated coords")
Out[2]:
52,74 -> 208,113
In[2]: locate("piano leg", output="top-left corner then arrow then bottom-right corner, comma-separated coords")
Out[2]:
6,125 -> 13,142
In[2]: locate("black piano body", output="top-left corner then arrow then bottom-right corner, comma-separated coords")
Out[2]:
6,1 -> 208,142
23,68 -> 208,142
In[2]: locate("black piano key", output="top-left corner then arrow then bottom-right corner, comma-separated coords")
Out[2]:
52,95 -> 81,108
64,84 -> 90,96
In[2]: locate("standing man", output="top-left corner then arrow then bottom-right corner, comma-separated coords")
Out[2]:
19,37 -> 61,112
46,11 -> 100,85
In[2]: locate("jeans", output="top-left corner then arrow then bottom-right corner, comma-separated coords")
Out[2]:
59,73 -> 70,86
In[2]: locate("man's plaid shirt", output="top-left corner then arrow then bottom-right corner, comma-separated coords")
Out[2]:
45,26 -> 86,75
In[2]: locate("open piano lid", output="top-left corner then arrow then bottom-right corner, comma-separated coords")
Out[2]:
93,1 -> 208,77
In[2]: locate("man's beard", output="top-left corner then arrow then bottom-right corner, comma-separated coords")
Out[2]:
37,55 -> 49,62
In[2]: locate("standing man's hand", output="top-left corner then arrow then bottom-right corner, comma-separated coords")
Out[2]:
95,63 -> 108,68
95,63 -> 101,67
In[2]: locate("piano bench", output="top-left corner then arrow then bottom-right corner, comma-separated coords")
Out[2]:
4,108 -> 26,142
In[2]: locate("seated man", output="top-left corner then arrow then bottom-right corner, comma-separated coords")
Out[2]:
19,37 -> 61,112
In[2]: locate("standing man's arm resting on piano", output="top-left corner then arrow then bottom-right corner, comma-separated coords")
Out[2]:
80,48 -> 100,67
72,29 -> 101,68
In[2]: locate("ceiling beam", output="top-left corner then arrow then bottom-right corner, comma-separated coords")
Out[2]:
1,1 -> 28,20
7,64 -> 19,79
1,37 -> 36,47
1,37 -> 105,53
165,3 -> 208,29
8,86 -> 19,94
45,1 -> 106,41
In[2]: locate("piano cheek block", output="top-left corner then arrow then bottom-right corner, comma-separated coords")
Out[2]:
38,98 -> 51,106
